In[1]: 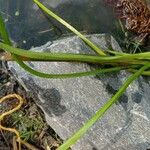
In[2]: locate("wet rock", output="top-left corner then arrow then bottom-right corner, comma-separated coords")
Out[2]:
0,0 -> 116,49
8,34 -> 150,150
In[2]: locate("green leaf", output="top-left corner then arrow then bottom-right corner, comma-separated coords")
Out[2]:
14,55 -> 123,78
0,14 -> 12,45
33,0 -> 106,56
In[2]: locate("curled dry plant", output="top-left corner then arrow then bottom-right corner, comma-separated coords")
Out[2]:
105,0 -> 150,43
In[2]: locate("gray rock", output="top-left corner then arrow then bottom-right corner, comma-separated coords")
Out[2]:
8,34 -> 150,150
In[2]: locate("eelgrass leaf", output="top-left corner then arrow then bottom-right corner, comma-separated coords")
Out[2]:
33,0 -> 106,56
14,54 -> 123,78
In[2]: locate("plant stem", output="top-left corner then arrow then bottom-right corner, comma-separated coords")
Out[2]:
57,63 -> 150,150
14,55 -> 123,78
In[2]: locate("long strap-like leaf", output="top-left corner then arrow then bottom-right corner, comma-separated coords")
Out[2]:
33,0 -> 106,56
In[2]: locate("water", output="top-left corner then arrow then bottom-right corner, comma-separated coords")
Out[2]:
0,0 -> 121,49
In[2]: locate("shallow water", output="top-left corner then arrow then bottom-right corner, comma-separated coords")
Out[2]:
0,0 -> 121,49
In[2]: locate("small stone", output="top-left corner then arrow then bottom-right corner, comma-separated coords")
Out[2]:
23,40 -> 27,44
15,11 -> 20,16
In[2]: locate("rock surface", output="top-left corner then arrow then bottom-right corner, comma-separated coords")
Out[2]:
8,34 -> 150,150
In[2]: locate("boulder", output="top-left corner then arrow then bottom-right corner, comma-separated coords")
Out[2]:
8,34 -> 150,150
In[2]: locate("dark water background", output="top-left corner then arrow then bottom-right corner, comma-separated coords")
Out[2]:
0,0 -> 124,49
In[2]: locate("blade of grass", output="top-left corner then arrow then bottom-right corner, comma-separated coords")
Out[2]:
14,55 -> 123,78
0,14 -> 12,46
33,0 -> 106,56
128,68 -> 150,76
57,63 -> 150,150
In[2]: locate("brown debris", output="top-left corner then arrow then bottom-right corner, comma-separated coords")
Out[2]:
105,0 -> 150,45
117,0 -> 150,34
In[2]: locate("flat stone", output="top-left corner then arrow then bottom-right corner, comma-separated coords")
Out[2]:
8,34 -> 150,150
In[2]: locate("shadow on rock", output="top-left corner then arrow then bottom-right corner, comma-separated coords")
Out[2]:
22,77 -> 67,117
